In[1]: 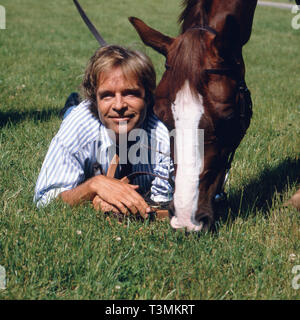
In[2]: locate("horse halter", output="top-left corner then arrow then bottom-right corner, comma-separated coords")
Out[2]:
185,24 -> 253,133
165,24 -> 253,196
165,24 -> 252,135
192,25 -> 253,198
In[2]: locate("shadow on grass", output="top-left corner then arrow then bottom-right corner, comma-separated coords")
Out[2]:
0,109 -> 60,128
219,157 -> 300,223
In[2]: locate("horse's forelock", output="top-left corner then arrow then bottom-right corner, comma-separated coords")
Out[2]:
179,0 -> 213,32
168,30 -> 206,101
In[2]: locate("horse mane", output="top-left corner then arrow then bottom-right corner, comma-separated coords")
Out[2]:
179,0 -> 213,32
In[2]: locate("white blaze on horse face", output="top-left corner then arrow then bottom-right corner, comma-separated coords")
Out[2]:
170,81 -> 204,232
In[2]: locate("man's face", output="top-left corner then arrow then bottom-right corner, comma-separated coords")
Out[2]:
96,67 -> 147,138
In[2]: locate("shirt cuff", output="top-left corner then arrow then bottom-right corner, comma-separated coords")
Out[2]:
35,187 -> 70,208
150,193 -> 173,203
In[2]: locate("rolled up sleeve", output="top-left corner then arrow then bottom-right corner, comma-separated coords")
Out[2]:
34,137 -> 85,207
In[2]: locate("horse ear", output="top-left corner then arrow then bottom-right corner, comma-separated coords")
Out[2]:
129,17 -> 174,56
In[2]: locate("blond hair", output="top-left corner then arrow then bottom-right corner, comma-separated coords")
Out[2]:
81,45 -> 156,117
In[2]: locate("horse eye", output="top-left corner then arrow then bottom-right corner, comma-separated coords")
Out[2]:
224,113 -> 235,121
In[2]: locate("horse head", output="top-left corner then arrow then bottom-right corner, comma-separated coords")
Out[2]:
130,0 -> 257,231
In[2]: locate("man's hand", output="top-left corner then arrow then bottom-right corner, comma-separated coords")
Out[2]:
60,175 -> 150,218
90,175 -> 150,218
93,195 -> 118,213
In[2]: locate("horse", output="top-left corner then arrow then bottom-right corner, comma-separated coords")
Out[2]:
129,0 -> 258,232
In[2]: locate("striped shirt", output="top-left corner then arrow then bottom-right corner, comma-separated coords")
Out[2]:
34,101 -> 174,207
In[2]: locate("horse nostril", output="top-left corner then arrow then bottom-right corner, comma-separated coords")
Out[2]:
195,214 -> 214,233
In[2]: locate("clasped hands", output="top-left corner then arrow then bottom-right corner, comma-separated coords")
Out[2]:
91,175 -> 151,219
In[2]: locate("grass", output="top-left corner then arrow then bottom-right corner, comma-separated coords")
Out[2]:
0,0 -> 299,300
267,0 -> 295,3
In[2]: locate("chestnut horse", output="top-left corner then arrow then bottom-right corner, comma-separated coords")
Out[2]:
129,0 -> 258,231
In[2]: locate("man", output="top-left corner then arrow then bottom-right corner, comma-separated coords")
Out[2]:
34,45 -> 173,218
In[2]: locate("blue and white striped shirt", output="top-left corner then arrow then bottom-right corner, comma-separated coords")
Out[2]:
34,101 -> 174,207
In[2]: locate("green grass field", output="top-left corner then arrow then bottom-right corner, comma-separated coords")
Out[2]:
269,0 -> 294,3
0,0 -> 299,300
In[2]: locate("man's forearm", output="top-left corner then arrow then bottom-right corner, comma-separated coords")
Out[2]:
59,178 -> 96,206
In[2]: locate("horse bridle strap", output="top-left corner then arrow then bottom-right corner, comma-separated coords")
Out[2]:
190,25 -> 217,35
205,68 -> 234,76
193,25 -> 253,128
190,24 -> 252,191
